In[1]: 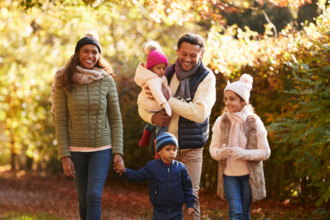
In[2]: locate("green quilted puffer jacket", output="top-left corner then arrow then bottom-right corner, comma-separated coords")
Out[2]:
54,74 -> 123,159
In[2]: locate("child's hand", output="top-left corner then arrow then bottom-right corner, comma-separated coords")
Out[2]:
116,162 -> 126,175
231,147 -> 247,160
188,207 -> 194,215
220,147 -> 232,159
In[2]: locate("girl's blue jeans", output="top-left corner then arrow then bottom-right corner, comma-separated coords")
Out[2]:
223,174 -> 252,220
71,149 -> 112,220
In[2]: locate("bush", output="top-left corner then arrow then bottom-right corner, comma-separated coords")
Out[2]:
203,3 -> 330,206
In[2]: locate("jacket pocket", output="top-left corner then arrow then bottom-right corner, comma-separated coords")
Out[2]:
173,189 -> 185,204
149,183 -> 158,203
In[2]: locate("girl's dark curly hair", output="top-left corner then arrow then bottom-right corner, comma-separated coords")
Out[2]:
58,52 -> 114,93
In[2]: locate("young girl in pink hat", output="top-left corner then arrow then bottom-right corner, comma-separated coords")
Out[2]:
209,74 -> 271,220
134,41 -> 172,158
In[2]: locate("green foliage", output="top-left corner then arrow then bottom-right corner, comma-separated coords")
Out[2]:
203,2 -> 330,206
2,0 -> 330,209
0,0 -> 203,174
3,212 -> 64,220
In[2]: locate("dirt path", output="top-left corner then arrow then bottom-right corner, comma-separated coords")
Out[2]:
0,171 -> 153,220
0,170 -> 324,220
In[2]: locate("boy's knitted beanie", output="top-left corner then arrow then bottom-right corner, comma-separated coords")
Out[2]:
156,132 -> 178,153
224,74 -> 253,104
75,30 -> 102,54
145,41 -> 168,69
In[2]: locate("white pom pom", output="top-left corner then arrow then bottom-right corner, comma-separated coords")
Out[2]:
85,29 -> 99,41
240,74 -> 253,85
144,41 -> 162,54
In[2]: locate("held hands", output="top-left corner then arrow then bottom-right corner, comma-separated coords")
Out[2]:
188,207 -> 194,215
61,157 -> 76,178
113,154 -> 126,175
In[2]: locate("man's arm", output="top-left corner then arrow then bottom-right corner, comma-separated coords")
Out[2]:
138,97 -> 171,127
168,73 -> 216,123
138,103 -> 155,125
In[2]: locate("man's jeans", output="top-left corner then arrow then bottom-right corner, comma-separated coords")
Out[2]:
223,174 -> 252,220
152,209 -> 183,220
71,149 -> 112,220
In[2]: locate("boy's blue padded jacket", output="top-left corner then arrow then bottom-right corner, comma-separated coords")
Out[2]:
122,159 -> 195,212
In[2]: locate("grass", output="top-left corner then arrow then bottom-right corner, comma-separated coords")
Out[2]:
2,212 -> 65,220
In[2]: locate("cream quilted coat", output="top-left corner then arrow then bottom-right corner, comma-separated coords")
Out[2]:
134,63 -> 172,115
54,69 -> 123,159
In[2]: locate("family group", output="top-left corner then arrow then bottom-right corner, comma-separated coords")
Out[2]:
52,30 -> 271,220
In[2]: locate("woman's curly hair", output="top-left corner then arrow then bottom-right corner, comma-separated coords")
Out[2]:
57,30 -> 114,92
59,53 -> 114,93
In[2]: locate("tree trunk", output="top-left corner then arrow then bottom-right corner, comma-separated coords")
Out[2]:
10,140 -> 16,171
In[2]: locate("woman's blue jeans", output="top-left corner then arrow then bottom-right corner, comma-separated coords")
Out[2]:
223,174 -> 252,220
71,149 -> 112,220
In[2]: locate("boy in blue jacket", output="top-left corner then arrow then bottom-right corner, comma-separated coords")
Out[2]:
119,132 -> 195,220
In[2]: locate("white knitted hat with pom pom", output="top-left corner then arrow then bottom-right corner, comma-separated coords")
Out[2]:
224,74 -> 253,104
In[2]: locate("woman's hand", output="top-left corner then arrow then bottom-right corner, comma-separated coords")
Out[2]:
188,207 -> 194,215
61,157 -> 76,178
113,154 -> 125,175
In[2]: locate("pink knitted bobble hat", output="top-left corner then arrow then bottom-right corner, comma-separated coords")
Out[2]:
145,41 -> 168,69
224,74 -> 253,104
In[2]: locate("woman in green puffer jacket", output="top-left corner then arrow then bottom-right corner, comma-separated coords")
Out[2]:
51,30 -> 124,220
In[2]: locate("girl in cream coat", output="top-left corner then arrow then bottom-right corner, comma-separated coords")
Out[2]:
209,74 -> 270,220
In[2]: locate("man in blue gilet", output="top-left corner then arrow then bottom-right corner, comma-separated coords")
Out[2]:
139,33 -> 216,220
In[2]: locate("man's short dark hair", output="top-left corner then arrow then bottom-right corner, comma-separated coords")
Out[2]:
177,33 -> 205,54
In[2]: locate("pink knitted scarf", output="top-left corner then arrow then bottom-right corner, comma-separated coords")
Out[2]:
227,105 -> 252,149
50,66 -> 107,113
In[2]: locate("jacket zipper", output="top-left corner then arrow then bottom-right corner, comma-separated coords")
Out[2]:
69,112 -> 72,129
168,167 -> 171,212
105,109 -> 108,128
178,117 -> 181,156
94,81 -> 101,148
87,84 -> 91,147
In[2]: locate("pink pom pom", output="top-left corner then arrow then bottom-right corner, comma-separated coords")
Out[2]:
240,74 -> 253,85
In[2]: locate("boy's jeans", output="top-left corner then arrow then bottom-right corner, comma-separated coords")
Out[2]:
223,174 -> 252,220
71,149 -> 112,220
152,209 -> 183,220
